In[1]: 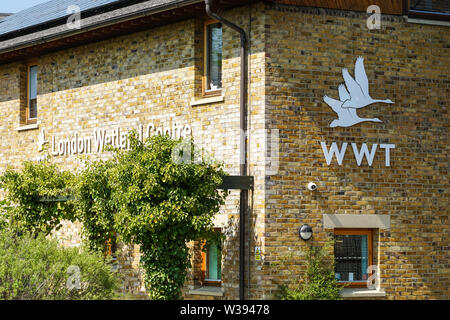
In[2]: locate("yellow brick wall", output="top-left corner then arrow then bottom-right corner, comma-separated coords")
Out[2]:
262,3 -> 449,299
0,2 -> 267,300
0,2 -> 448,300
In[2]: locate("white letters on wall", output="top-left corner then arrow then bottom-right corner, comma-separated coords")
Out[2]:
42,122 -> 191,157
320,56 -> 396,167
320,142 -> 348,166
320,142 -> 395,167
351,143 -> 377,166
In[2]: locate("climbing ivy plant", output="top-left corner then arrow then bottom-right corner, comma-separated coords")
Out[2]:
74,159 -> 116,253
108,134 -> 227,299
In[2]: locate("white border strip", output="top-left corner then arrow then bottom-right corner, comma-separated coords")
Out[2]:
323,214 -> 390,229
406,17 -> 450,26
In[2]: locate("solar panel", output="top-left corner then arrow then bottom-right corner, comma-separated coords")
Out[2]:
0,0 -> 122,36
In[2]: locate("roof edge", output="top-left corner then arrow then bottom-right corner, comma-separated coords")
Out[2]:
0,0 -> 204,56
0,0 -> 193,41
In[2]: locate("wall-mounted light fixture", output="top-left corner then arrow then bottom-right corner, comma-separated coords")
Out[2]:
299,224 -> 313,241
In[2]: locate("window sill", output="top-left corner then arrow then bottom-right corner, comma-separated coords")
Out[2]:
188,286 -> 224,297
191,94 -> 224,107
406,17 -> 450,26
17,123 -> 39,132
340,288 -> 386,298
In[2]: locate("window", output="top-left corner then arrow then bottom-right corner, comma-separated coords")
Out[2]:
105,234 -> 119,270
407,0 -> 450,21
105,234 -> 118,257
27,63 -> 38,123
203,20 -> 222,96
201,233 -> 222,286
334,229 -> 373,287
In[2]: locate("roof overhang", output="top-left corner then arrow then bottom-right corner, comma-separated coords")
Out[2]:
0,0 -> 250,65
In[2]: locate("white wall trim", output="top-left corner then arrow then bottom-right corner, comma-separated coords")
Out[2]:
341,288 -> 386,298
190,94 -> 224,106
17,123 -> 39,132
188,286 -> 224,297
406,17 -> 450,26
323,214 -> 390,229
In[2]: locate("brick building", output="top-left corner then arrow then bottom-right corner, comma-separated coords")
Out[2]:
0,0 -> 448,300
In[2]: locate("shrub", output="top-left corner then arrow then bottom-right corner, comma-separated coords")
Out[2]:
0,228 -> 120,300
277,240 -> 343,300
0,161 -> 75,236
109,134 -> 227,299
74,160 -> 116,253
0,133 -> 227,300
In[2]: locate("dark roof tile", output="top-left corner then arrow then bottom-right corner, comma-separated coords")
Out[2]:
0,0 -> 142,36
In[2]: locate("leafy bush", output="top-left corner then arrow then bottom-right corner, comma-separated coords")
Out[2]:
0,133 -> 227,300
277,240 -> 343,300
0,200 -> 8,230
0,228 -> 120,300
109,134 -> 227,299
74,160 -> 116,253
0,161 -> 75,235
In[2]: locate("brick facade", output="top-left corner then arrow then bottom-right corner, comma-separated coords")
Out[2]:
261,3 -> 449,300
0,2 -> 448,300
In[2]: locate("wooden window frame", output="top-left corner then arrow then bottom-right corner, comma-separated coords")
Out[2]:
201,228 -> 222,287
405,0 -> 450,21
202,19 -> 222,98
334,228 -> 373,288
105,233 -> 118,257
26,61 -> 38,124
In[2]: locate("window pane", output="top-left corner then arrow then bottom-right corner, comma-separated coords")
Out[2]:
29,65 -> 38,119
207,242 -> 221,281
29,65 -> 37,99
206,23 -> 222,91
29,99 -> 37,119
410,0 -> 450,14
334,234 -> 369,282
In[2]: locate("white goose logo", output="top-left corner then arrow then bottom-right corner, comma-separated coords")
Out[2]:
324,56 -> 394,127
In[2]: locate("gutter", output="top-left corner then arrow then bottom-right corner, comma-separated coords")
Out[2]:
205,0 -> 249,300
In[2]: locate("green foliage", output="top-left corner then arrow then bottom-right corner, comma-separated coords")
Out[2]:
109,134 -> 227,299
74,160 -> 116,253
0,133 -> 227,300
0,161 -> 75,235
0,228 -> 120,300
276,240 -> 343,300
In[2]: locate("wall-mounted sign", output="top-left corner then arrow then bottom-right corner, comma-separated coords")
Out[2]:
255,247 -> 261,261
323,56 -> 393,128
320,142 -> 395,167
320,56 -> 396,167
38,122 -> 191,157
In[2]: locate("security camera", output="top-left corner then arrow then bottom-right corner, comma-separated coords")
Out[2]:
307,182 -> 317,191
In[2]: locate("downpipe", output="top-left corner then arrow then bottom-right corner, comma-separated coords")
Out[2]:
205,0 -> 248,300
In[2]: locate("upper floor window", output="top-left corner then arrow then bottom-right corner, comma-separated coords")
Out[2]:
407,0 -> 450,21
203,20 -> 222,96
27,64 -> 38,122
334,228 -> 373,287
